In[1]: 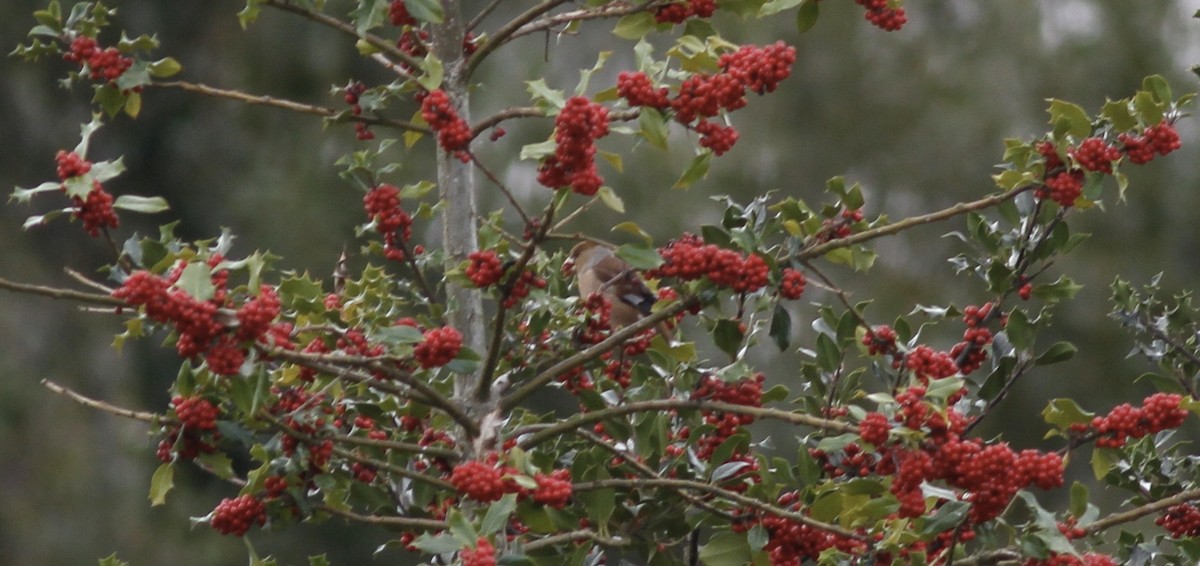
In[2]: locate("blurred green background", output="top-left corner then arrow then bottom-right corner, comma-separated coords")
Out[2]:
2,0 -> 1199,563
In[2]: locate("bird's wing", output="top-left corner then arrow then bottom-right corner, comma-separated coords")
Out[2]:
591,253 -> 656,315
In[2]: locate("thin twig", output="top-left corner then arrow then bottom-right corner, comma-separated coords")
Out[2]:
471,153 -> 532,226
329,431 -> 462,460
63,267 -> 114,293
500,298 -> 696,410
515,398 -> 853,450
318,504 -> 448,530
506,2 -> 662,43
476,197 -> 559,401
466,0 -> 571,77
573,477 -> 866,541
150,81 -> 428,133
265,348 -> 480,437
472,106 -> 546,136
261,0 -> 424,70
0,276 -> 124,306
42,379 -> 169,424
467,0 -> 507,32
368,52 -> 419,83
523,529 -> 631,551
1082,487 -> 1200,535
260,412 -> 455,490
800,185 -> 1036,260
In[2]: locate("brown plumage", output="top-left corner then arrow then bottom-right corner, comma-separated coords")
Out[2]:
568,241 -> 673,341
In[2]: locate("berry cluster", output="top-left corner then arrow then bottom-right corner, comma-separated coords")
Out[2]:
948,302 -> 999,375
1157,503 -> 1200,538
1035,120 -> 1182,207
173,396 -> 219,431
815,208 -> 864,243
692,373 -> 764,459
616,71 -> 669,109
343,81 -> 374,140
1039,170 -> 1084,208
577,292 -> 613,344
654,0 -> 717,25
862,324 -> 898,356
156,417 -> 221,463
1070,137 -> 1121,173
113,265 -> 286,375
778,268 -> 807,300
74,181 -> 120,237
420,89 -> 472,160
694,119 -> 739,156
1119,120 -> 1182,165
753,491 -> 865,564
210,494 -> 266,536
466,250 -> 504,287
531,469 -> 573,508
648,234 -> 770,293
821,387 -> 1064,529
1022,553 -> 1117,566
449,456 -> 572,507
537,96 -> 610,196
363,183 -> 414,261
501,269 -> 547,309
1073,392 -> 1189,448
388,0 -> 417,26
617,43 -> 795,156
55,150 -> 91,179
63,35 -> 133,83
857,411 -> 890,446
413,326 -> 463,369
54,150 -> 119,237
460,537 -> 496,566
855,0 -> 908,31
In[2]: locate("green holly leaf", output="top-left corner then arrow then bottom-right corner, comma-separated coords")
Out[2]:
148,463 -> 174,506
113,195 -> 170,214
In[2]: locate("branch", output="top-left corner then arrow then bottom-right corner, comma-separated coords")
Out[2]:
1082,487 -> 1200,535
265,348 -> 480,437
0,276 -> 125,306
472,106 -> 546,137
42,379 -> 169,424
260,412 -> 455,490
500,298 -> 696,410
150,81 -> 428,133
471,153 -> 532,226
575,428 -> 734,520
318,504 -> 448,530
261,0 -> 424,71
466,0 -> 571,77
573,477 -> 867,541
477,198 -> 559,401
516,398 -> 853,450
331,432 -> 461,461
799,184 -> 1036,260
952,550 -> 1023,566
523,529 -> 631,551
506,2 -> 660,44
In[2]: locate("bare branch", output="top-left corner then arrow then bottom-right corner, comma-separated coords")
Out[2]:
261,0 -> 424,70
0,276 -> 124,306
515,398 -> 853,449
150,81 -> 428,133
574,477 -> 867,541
800,184 -> 1036,260
42,379 -> 169,425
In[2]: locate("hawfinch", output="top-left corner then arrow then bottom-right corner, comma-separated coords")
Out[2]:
568,241 -> 673,341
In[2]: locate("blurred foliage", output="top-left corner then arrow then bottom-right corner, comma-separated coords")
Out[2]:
1,0 -> 1198,563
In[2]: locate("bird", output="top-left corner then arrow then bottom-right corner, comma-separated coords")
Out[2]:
568,241 -> 673,341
